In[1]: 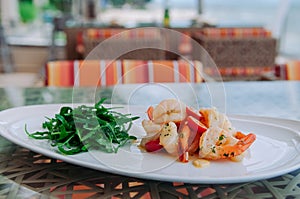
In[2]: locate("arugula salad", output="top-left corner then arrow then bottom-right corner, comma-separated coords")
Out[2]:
26,98 -> 139,155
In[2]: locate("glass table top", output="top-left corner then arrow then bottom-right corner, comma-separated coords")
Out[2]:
1,81 -> 300,198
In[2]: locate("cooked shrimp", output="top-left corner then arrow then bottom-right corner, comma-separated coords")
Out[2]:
141,99 -> 186,150
200,108 -> 234,133
142,120 -> 163,134
159,122 -> 178,156
217,133 -> 255,159
199,126 -> 256,160
141,99 -> 256,163
151,99 -> 186,124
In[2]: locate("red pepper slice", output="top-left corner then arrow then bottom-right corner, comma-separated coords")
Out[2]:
145,139 -> 163,152
186,106 -> 204,121
179,151 -> 189,163
187,116 -> 207,135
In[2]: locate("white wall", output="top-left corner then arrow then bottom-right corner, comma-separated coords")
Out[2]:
0,0 -> 19,27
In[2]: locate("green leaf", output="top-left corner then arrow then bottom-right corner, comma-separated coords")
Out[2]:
25,98 -> 139,155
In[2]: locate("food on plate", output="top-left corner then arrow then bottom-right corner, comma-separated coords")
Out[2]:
140,99 -> 256,163
25,98 -> 139,155
192,159 -> 210,168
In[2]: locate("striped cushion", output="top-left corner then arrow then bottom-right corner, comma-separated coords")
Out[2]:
45,60 -> 204,87
122,60 -> 149,84
122,60 -> 202,83
85,28 -> 161,39
46,61 -> 74,86
275,61 -> 300,80
204,65 -> 275,81
199,27 -> 272,38
286,61 -> 300,80
205,66 -> 275,77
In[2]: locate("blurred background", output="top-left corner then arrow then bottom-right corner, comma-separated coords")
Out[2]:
0,0 -> 299,76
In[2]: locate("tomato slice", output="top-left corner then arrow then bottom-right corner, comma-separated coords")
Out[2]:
145,139 -> 163,152
187,116 -> 207,134
186,106 -> 203,121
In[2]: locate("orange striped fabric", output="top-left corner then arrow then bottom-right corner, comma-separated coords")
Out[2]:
122,60 -> 203,83
45,59 -> 204,87
286,61 -> 300,80
122,60 -> 149,84
204,65 -> 275,78
77,60 -> 122,86
46,61 -> 74,86
152,60 -> 176,82
200,27 -> 272,38
275,61 -> 300,80
85,28 -> 161,40
86,29 -> 123,39
77,60 -> 101,86
103,60 -> 123,85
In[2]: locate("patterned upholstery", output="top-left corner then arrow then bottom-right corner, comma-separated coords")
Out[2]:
191,27 -> 277,76
45,59 -> 204,87
85,28 -> 161,40
200,27 -> 272,38
77,28 -> 166,60
204,65 -> 276,81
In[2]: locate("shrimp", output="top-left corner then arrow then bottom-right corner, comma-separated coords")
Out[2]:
159,122 -> 179,156
199,126 -> 256,160
141,99 -> 186,150
200,108 -> 234,133
140,120 -> 162,147
141,99 -> 256,163
150,99 -> 186,124
141,120 -> 163,135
